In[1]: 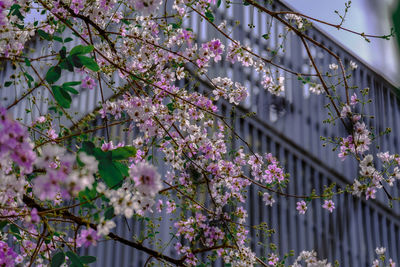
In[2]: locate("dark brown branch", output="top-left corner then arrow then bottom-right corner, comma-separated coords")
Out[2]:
22,195 -> 185,266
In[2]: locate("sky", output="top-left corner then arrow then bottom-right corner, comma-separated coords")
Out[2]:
284,0 -> 400,86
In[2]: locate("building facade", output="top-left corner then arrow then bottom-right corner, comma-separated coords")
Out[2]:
1,0 -> 400,266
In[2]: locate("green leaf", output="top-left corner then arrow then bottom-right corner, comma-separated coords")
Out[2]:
0,221 -> 8,230
53,36 -> 63,43
81,141 -> 95,155
114,161 -> 129,177
217,0 -> 222,7
59,46 -> 67,59
111,146 -> 137,160
60,57 -> 74,72
45,66 -> 61,84
24,72 -> 34,87
24,72 -> 34,82
78,185 -> 97,203
4,81 -> 12,87
64,37 -> 73,43
70,45 -> 94,56
62,81 -> 81,94
70,55 -> 83,68
51,251 -> 65,267
121,19 -> 131,25
24,58 -> 31,66
63,81 -> 82,86
104,207 -> 114,220
52,85 -> 71,109
80,256 -> 96,264
57,24 -> 67,33
15,23 -> 24,30
167,102 -> 175,112
98,160 -> 124,188
77,55 -> 100,72
66,251 -> 84,267
10,224 -> 20,235
393,1 -> 400,50
171,23 -> 180,29
63,86 -> 79,95
205,11 -> 214,22
93,148 -> 110,161
262,33 -> 269,40
10,4 -> 25,20
80,142 -> 128,188
37,29 -> 52,41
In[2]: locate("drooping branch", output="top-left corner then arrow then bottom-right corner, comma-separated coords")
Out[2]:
22,195 -> 186,266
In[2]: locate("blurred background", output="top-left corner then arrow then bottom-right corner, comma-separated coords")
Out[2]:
284,0 -> 400,86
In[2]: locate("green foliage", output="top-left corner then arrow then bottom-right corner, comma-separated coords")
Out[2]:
111,146 -> 137,160
9,4 -> 24,20
104,207 -> 115,220
37,29 -> 52,41
205,11 -> 214,22
98,160 -> 125,188
70,45 -> 94,56
76,55 -> 100,72
51,251 -> 65,267
0,221 -> 7,230
51,80 -> 82,108
52,85 -> 72,109
4,81 -> 12,87
66,251 -> 84,267
393,1 -> 400,52
80,256 -> 96,264
45,66 -> 62,84
80,141 -> 135,188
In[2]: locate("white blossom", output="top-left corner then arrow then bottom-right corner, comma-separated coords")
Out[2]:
97,217 -> 116,236
329,63 -> 338,70
350,60 -> 358,70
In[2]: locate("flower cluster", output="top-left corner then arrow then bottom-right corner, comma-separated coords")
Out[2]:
130,161 -> 162,197
329,63 -> 338,70
76,228 -> 100,248
309,83 -> 324,95
0,0 -> 11,26
285,14 -> 305,29
129,0 -> 162,15
211,77 -> 248,105
0,107 -> 36,174
351,151 -> 400,200
223,246 -> 257,267
372,247 -> 396,267
33,146 -> 98,201
322,200 -> 335,213
0,170 -> 26,207
0,241 -> 18,266
174,213 -> 225,246
97,217 -> 116,236
97,161 -> 162,218
261,75 -> 285,96
296,200 -> 307,214
0,0 -> 34,56
338,121 -> 371,160
292,250 -> 332,267
249,153 -> 285,184
197,39 -> 225,67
